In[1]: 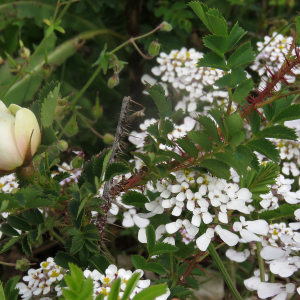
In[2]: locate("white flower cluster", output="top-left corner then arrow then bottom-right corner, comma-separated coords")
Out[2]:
251,32 -> 300,90
0,173 -> 18,193
16,260 -> 170,300
16,257 -> 65,299
145,47 -> 229,116
83,264 -> 170,300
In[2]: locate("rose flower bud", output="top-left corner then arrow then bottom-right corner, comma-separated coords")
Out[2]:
0,101 -> 41,174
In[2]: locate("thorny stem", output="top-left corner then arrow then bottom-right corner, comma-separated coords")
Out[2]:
180,250 -> 204,284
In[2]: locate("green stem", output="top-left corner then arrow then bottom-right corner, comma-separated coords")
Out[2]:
256,241 -> 265,282
170,253 -> 174,278
50,229 -> 65,245
77,112 -> 104,139
226,88 -> 233,116
229,256 -> 236,287
71,63 -> 103,107
28,36 -> 48,64
130,39 -> 153,60
0,261 -> 16,266
270,271 -> 275,283
55,0 -> 73,23
208,243 -> 243,300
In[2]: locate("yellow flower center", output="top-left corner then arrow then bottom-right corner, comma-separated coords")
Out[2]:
51,270 -> 60,278
103,277 -> 110,283
42,262 -> 50,268
273,229 -> 279,235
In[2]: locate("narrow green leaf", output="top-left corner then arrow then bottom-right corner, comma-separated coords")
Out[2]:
100,149 -> 113,181
232,78 -> 253,103
223,113 -> 243,138
146,85 -> 168,114
107,278 -> 121,300
158,150 -> 184,162
176,138 -> 198,158
256,125 -> 297,140
0,236 -> 22,253
68,200 -> 83,229
131,152 -> 151,166
89,253 -> 110,274
93,148 -> 111,181
206,9 -> 228,36
132,284 -> 168,300
227,42 -> 255,69
187,130 -> 212,151
121,273 -> 141,300
0,283 -> 5,300
22,209 -> 44,225
188,2 -> 213,33
147,122 -> 159,138
246,138 -> 279,162
22,235 -> 32,256
200,159 -> 230,180
55,252 -> 81,269
248,110 -> 261,135
41,83 -> 60,127
146,225 -> 156,253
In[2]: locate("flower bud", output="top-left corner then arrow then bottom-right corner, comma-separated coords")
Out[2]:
148,40 -> 160,56
0,101 -> 41,173
65,114 -> 78,136
103,133 -> 115,145
92,93 -> 103,119
58,140 -> 68,152
19,41 -> 30,60
161,21 -> 172,32
108,73 -> 119,88
72,156 -> 84,169
16,258 -> 32,271
49,143 -> 59,156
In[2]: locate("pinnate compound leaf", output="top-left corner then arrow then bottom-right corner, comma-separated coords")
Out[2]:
200,159 -> 230,180
0,223 -> 20,237
176,138 -> 198,158
187,130 -> 212,151
227,42 -> 255,69
150,243 -> 179,256
132,284 -> 168,300
7,215 -> 31,231
122,191 -> 149,208
41,83 -> 60,127
272,104 -> 300,123
232,78 -> 253,103
146,225 -> 156,253
256,125 -> 297,140
197,52 -> 227,70
246,138 -> 279,163
104,163 -> 130,182
132,255 -> 146,269
258,204 -> 300,222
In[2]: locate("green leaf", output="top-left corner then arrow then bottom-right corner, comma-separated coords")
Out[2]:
4,275 -> 20,300
147,122 -> 159,138
42,126 -> 58,146
188,130 -> 212,151
93,148 -> 111,181
158,150 -> 184,162
70,234 -> 84,255
150,243 -> 179,256
223,113 -> 243,139
272,104 -> 300,123
108,278 -> 121,300
226,22 -> 247,51
0,236 -> 22,253
200,159 -> 230,180
89,253 -> 110,274
54,251 -> 81,269
7,215 -> 32,231
176,138 -> 198,158
161,119 -> 174,136
22,209 -> 44,225
22,235 -> 32,256
258,204 -> 300,222
0,224 -> 20,237
232,78 -> 253,103
256,125 -> 297,140
146,225 -> 156,253
146,84 -> 169,114
84,240 -> 99,253
68,200 -> 84,229
121,273 -> 141,300
131,152 -> 151,166
214,67 -> 247,88
197,115 -> 220,145
197,52 -> 227,70
248,110 -> 261,135
203,35 -> 227,58
246,138 -> 279,162
83,224 -> 100,240
104,162 -> 130,181
41,83 -> 60,127
122,191 -> 149,208
132,284 -> 168,300
206,8 -> 228,36
132,255 -> 146,269
188,2 -> 213,33
227,42 -> 255,69
144,262 -> 166,275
